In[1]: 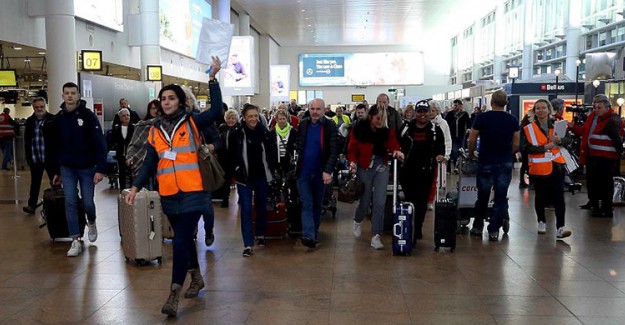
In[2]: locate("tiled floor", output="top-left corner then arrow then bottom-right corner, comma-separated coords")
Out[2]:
1,168 -> 625,324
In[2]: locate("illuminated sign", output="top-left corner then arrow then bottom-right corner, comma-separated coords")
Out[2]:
81,50 -> 102,71
351,94 -> 365,102
146,65 -> 163,81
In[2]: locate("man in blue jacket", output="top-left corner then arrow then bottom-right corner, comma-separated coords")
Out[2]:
51,82 -> 107,257
296,98 -> 339,249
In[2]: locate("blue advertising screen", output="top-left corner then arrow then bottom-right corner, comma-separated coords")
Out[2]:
160,0 -> 212,58
299,52 -> 424,87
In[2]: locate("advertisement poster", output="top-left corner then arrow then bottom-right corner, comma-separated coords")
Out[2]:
75,0 -> 123,32
299,52 -> 424,86
222,36 -> 254,96
522,98 -> 580,121
159,0 -> 212,58
270,65 -> 290,102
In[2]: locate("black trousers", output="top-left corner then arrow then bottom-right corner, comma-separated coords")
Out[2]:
586,157 -> 616,212
117,158 -> 131,190
531,165 -> 566,228
400,167 -> 435,236
28,162 -> 55,208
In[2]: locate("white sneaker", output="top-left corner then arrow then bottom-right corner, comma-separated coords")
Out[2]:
556,227 -> 572,240
427,203 -> 434,211
87,221 -> 98,243
370,234 -> 384,250
353,221 -> 362,238
537,221 -> 547,234
67,240 -> 82,257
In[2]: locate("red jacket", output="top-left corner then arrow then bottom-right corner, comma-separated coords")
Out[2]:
347,123 -> 400,169
570,109 -> 622,165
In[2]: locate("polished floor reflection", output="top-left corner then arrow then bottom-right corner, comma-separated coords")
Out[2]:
1,168 -> 625,324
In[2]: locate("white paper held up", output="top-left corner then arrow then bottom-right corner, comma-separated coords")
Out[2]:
554,119 -> 567,139
195,18 -> 234,67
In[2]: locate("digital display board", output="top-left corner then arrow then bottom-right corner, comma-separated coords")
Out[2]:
75,0 -> 124,32
299,52 -> 424,86
0,70 -> 17,87
159,0 -> 212,58
270,65 -> 290,101
221,36 -> 254,96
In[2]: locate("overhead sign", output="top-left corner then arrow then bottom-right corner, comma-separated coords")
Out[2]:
299,52 -> 424,86
351,94 -> 365,102
146,65 -> 163,81
81,50 -> 102,71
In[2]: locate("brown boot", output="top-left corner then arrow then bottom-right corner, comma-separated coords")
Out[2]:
184,268 -> 205,298
161,283 -> 182,317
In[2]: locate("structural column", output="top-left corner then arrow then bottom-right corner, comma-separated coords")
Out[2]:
139,0 -> 161,82
565,0 -> 581,79
493,3 -> 505,83
521,0 -> 534,80
45,0 -> 77,112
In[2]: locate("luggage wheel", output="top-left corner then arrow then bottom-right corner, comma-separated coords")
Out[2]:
157,257 -> 162,265
434,246 -> 440,252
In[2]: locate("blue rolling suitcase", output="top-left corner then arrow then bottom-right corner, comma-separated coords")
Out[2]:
391,159 -> 415,256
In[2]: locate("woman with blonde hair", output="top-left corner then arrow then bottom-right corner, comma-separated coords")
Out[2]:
521,99 -> 571,239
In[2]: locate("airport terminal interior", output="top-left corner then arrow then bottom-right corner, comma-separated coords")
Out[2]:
4,0 -> 625,324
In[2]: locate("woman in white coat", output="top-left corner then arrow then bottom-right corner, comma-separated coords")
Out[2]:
427,100 -> 452,209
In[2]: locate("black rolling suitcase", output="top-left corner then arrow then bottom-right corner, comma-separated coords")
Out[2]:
434,162 -> 456,252
40,186 -> 87,241
391,159 -> 416,256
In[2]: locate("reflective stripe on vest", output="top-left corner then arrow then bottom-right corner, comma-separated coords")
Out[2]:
588,134 -> 617,153
148,117 -> 204,196
524,123 -> 565,176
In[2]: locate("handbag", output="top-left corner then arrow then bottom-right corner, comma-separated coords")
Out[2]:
338,171 -> 365,203
190,120 -> 225,192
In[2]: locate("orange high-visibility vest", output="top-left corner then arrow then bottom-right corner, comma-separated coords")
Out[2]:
148,116 -> 203,196
523,122 -> 566,176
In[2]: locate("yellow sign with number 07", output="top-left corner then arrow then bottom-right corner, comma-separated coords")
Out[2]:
81,50 -> 102,71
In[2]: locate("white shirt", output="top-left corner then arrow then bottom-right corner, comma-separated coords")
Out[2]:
433,114 -> 452,160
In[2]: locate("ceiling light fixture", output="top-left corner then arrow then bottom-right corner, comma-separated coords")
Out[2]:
301,9 -> 306,12
38,52 -> 46,55
13,46 -> 22,50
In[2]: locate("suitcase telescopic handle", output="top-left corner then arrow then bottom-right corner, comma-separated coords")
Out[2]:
393,158 -> 398,208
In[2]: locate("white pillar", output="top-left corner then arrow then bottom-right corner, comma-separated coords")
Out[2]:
239,12 -> 250,36
521,0 -> 534,80
139,0 -> 161,83
45,0 -> 77,112
565,0 -> 582,79
493,3 -> 505,83
217,0 -> 230,23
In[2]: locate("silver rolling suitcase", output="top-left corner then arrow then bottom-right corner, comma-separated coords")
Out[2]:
118,189 -> 163,265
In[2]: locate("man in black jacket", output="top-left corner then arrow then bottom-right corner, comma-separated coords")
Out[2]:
296,98 -> 339,248
51,82 -> 107,257
445,99 -> 471,172
22,98 -> 55,214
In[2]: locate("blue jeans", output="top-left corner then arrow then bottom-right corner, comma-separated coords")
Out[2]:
60,166 -> 97,238
354,158 -> 389,235
450,136 -> 464,169
237,179 -> 268,247
1,138 -> 13,169
297,173 -> 325,241
168,211 -> 202,286
202,191 -> 214,233
474,162 -> 512,233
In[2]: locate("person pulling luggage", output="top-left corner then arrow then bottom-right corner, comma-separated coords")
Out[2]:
348,105 -> 403,249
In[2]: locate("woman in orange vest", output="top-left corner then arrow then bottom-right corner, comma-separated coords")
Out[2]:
124,57 -> 222,317
521,99 -> 572,240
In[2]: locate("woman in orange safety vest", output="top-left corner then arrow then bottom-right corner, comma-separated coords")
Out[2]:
521,99 -> 572,240
124,57 -> 222,317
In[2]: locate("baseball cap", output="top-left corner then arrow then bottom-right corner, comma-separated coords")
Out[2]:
415,100 -> 430,111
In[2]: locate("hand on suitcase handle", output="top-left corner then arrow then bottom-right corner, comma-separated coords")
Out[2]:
125,187 -> 139,205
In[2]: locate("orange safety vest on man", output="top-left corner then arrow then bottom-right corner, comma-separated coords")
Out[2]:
0,113 -> 15,138
523,122 -> 566,176
148,116 -> 204,196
